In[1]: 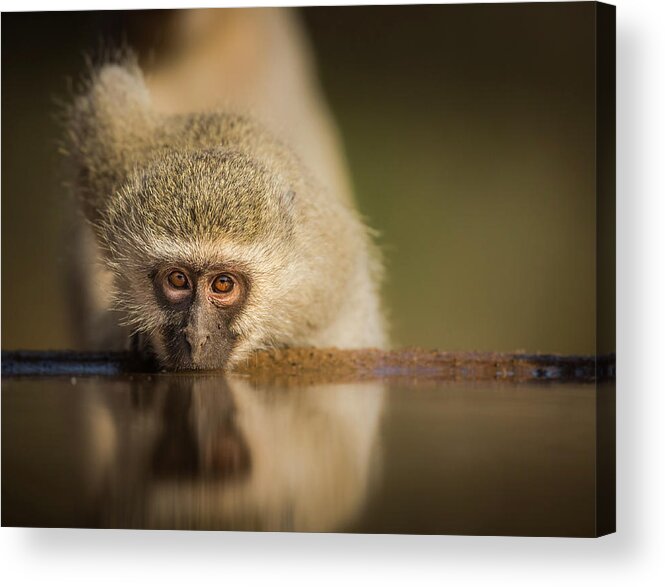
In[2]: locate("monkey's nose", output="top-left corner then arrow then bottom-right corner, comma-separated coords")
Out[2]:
183,328 -> 211,361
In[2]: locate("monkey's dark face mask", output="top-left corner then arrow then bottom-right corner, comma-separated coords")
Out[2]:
149,265 -> 250,370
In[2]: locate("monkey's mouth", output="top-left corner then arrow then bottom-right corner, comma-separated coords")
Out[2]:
175,358 -> 229,372
164,350 -> 231,372
161,334 -> 234,372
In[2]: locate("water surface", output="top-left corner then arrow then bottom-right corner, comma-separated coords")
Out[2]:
2,375 -> 597,536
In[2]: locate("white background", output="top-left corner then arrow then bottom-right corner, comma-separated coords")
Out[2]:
1,0 -> 663,585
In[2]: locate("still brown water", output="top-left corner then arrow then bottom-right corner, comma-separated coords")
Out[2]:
2,375 -> 600,536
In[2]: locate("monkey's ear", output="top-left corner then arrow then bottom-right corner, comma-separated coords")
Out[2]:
64,58 -> 156,223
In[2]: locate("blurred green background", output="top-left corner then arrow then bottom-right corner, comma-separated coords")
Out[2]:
2,4 -> 600,354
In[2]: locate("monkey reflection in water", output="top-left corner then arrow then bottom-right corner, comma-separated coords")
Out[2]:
83,377 -> 384,531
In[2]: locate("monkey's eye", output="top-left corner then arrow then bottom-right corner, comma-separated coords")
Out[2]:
212,274 -> 234,294
167,270 -> 190,289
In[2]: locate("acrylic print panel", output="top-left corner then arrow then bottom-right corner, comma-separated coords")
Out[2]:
1,3 -> 615,536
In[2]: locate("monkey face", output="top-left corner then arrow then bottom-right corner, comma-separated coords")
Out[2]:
148,264 -> 252,370
90,133 -> 367,369
97,149 -> 310,370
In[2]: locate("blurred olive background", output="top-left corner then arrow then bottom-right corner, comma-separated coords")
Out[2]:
2,4 -> 600,354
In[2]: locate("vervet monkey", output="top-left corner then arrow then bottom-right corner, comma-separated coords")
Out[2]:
82,376 -> 384,531
64,8 -> 386,369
